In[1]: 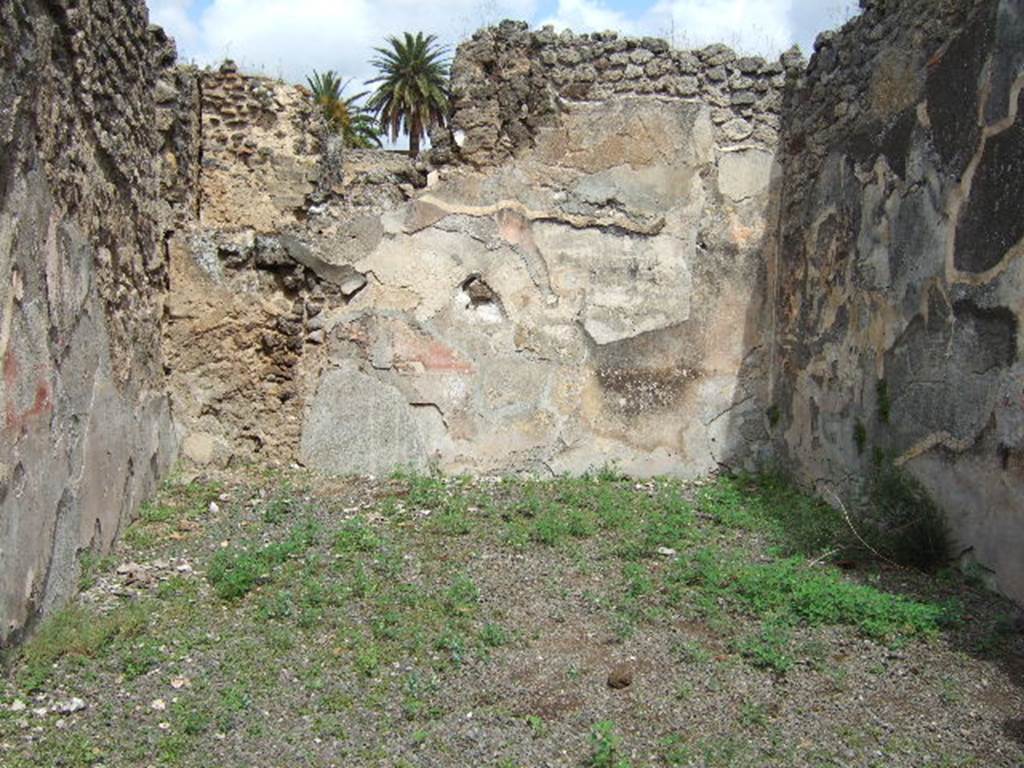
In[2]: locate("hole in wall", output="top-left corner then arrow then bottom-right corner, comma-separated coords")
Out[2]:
457,274 -> 505,324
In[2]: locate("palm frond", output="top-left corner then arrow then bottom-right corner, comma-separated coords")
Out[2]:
364,31 -> 450,156
306,69 -> 383,149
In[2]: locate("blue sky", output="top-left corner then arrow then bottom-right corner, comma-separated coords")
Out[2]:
148,0 -> 859,87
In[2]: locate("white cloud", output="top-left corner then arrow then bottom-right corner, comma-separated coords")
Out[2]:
147,0 -> 858,87
148,0 -> 201,53
644,0 -> 794,55
537,0 -> 858,57
540,0 -> 638,35
151,0 -> 540,86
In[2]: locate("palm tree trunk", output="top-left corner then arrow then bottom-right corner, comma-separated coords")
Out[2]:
409,116 -> 422,157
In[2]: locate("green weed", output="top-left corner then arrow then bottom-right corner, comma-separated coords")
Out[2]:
208,520 -> 320,600
588,720 -> 632,768
868,466 -> 951,570
15,603 -> 151,691
479,622 -> 510,648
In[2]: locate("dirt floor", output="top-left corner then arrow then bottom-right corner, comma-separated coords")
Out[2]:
2,469 -> 1023,767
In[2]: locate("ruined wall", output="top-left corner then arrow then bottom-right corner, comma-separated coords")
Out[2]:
165,28 -> 792,477
0,1 -> 176,643
162,63 -> 420,466
772,0 -> 1024,601
437,21 -> 795,167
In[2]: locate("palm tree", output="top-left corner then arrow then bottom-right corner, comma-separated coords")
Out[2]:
365,32 -> 450,157
306,70 -> 382,149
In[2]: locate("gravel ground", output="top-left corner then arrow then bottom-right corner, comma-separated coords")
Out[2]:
1,469 -> 1022,768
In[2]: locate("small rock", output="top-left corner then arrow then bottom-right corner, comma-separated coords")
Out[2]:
54,698 -> 86,714
10,700 -> 26,713
151,699 -> 167,711
208,501 -> 220,514
339,273 -> 368,298
607,663 -> 634,690
32,707 -> 49,717
170,677 -> 190,690
656,547 -> 677,558
720,117 -> 753,142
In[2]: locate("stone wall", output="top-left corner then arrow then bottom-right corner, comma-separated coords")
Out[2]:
0,0 -> 176,644
162,64 -> 423,466
164,34 -> 787,478
772,0 -> 1024,601
439,20 -> 794,166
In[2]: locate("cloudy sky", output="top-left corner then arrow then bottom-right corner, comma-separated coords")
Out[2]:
148,0 -> 859,88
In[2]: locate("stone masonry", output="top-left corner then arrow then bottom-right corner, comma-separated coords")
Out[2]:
0,1 -> 176,645
163,33 -> 788,481
772,0 -> 1024,602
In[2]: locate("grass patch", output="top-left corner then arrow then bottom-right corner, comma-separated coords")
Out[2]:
589,720 -> 632,768
13,603 -> 151,691
3,467 -> 1007,768
207,520 -> 320,600
736,620 -> 794,674
670,548 -> 947,641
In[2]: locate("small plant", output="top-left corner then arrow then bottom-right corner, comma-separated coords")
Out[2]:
622,563 -> 654,599
738,701 -> 769,727
120,637 -> 164,680
433,625 -> 468,666
262,496 -> 292,524
589,721 -> 632,768
525,714 -> 546,738
595,462 -> 625,483
207,549 -> 267,600
674,681 -> 695,702
869,465 -> 951,570
78,550 -> 116,590
400,672 -> 438,720
530,509 -> 571,546
672,639 -> 712,665
257,589 -> 294,621
939,677 -> 963,705
737,620 -> 794,674
876,379 -> 891,423
355,642 -> 381,677
766,404 -> 781,428
670,546 -> 947,644
854,419 -> 867,454
140,502 -> 176,524
697,479 -> 764,530
208,521 -> 320,600
444,574 -> 479,616
479,622 -> 510,648
334,516 -> 382,555
662,734 -> 692,765
431,500 -> 473,536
